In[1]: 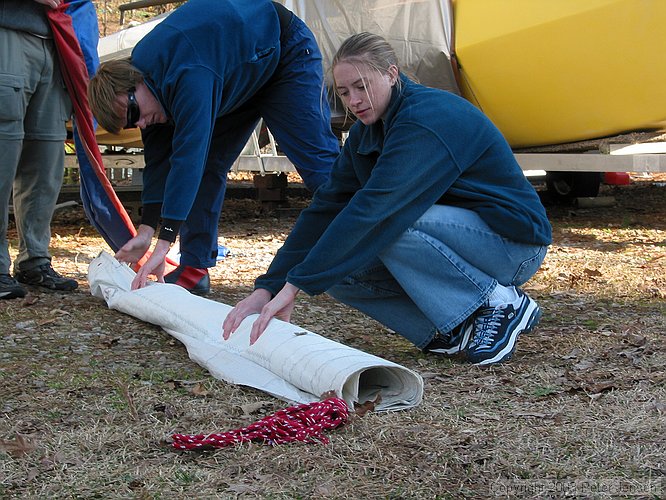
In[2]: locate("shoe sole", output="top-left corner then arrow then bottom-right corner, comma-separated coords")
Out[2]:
18,280 -> 78,292
165,277 -> 210,296
163,281 -> 210,296
473,298 -> 541,366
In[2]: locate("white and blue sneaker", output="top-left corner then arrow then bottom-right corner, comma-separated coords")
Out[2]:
465,290 -> 541,365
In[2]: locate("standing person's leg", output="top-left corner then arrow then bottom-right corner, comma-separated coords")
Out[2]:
178,110 -> 260,268
0,27 -> 28,299
0,140 -> 26,299
12,140 -> 65,270
1,29 -> 76,292
257,14 -> 339,191
0,140 -> 21,273
167,107 -> 260,294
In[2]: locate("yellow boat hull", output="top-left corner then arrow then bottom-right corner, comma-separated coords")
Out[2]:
93,128 -> 143,149
67,120 -> 144,149
454,0 -> 666,147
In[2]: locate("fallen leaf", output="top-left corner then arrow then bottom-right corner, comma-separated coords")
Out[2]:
354,394 -> 382,417
190,383 -> 209,397
21,296 -> 39,306
562,349 -> 581,360
128,479 -> 144,490
153,403 -> 178,419
587,381 -> 617,394
573,360 -> 595,371
0,434 -> 37,457
100,337 -> 121,348
49,308 -> 71,316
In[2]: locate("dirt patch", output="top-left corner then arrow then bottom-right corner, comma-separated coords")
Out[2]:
1,176 -> 664,498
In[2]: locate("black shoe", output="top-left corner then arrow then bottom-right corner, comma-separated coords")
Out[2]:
164,265 -> 210,296
424,319 -> 473,356
15,264 -> 78,291
0,274 -> 27,299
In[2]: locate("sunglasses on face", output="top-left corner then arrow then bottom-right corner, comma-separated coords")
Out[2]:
124,89 -> 140,129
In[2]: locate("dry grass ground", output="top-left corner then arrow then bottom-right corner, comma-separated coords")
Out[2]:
1,176 -> 665,499
1,3 -> 664,497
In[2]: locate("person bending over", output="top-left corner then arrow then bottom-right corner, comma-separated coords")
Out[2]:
222,32 -> 552,366
88,0 -> 339,295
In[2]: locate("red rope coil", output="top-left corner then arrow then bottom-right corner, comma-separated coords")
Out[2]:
171,397 -> 349,450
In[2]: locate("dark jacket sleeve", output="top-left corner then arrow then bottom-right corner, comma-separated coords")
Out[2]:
253,144 -> 360,295
285,121 -> 461,295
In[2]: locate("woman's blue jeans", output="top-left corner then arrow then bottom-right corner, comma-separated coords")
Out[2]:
327,205 -> 548,350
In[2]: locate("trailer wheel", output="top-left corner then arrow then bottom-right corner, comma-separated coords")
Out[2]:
545,171 -> 601,202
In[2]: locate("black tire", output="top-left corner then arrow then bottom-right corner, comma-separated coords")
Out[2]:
545,171 -> 601,203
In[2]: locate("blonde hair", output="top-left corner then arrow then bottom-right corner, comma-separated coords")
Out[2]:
88,59 -> 143,134
330,32 -> 402,120
333,32 -> 400,75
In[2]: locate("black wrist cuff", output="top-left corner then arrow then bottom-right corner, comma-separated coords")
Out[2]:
141,203 -> 162,229
158,218 -> 182,243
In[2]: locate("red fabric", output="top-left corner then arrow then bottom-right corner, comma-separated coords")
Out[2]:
47,6 -> 177,273
173,266 -> 208,289
47,7 -> 137,237
172,397 -> 349,450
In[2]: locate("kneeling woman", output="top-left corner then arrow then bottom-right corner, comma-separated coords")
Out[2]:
223,32 -> 551,365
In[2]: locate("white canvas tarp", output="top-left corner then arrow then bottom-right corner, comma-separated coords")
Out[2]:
284,0 -> 458,94
88,252 -> 424,411
97,12 -> 170,62
97,0 -> 457,93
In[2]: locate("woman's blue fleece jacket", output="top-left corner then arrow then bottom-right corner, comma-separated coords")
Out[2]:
255,75 -> 553,296
130,0 -> 282,231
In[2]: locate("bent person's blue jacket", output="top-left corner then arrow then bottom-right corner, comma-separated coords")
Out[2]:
256,75 -> 553,296
131,0 -> 281,225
